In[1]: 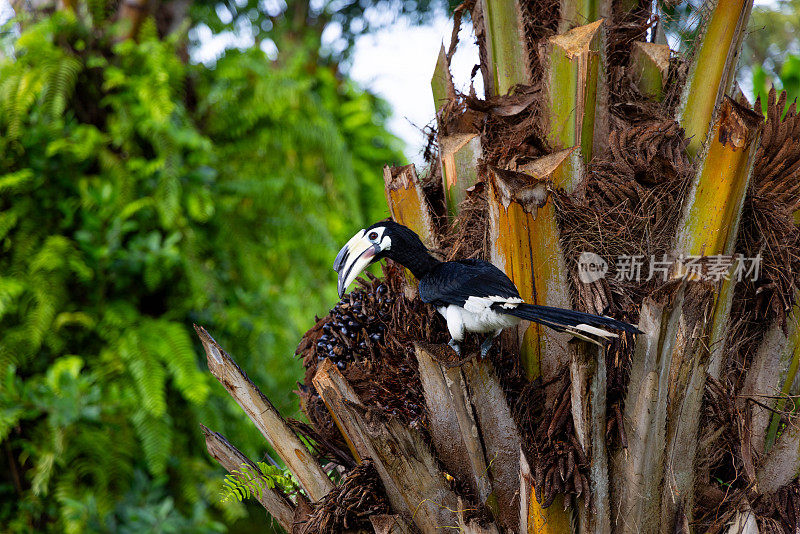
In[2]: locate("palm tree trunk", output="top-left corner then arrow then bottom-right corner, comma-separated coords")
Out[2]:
197,1 -> 800,532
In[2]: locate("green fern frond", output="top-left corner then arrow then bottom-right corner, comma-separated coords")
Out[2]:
31,451 -> 56,497
44,355 -> 84,391
204,476 -> 248,523
117,197 -> 155,221
41,55 -> 81,118
53,311 -> 95,331
0,169 -> 34,195
132,409 -> 172,477
0,209 -> 20,242
0,405 -> 23,442
220,474 -> 250,502
26,282 -> 62,353
146,320 -> 210,405
0,71 -> 43,139
0,276 -> 24,321
124,337 -> 168,417
218,461 -> 296,504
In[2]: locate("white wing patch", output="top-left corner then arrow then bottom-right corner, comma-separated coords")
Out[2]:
571,324 -> 618,339
464,295 -> 524,313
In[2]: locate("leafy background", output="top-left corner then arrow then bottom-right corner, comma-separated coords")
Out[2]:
0,0 -> 799,532
0,4 -> 406,531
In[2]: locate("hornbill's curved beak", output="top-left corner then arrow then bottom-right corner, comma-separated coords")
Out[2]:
333,229 -> 382,298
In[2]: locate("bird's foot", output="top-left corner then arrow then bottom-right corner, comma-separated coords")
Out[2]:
480,337 -> 494,358
448,339 -> 462,357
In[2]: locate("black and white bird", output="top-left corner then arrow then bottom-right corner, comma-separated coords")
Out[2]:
333,220 -> 640,357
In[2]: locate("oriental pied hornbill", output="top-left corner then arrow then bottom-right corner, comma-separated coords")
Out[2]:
334,221 -> 640,357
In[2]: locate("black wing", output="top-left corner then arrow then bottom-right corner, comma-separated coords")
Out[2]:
418,259 -> 521,307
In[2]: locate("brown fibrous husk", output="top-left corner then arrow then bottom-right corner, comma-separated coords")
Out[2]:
726,89 -> 800,375
695,379 -> 800,534
296,461 -> 390,534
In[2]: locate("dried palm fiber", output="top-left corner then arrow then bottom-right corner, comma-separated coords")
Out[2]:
518,0 -> 559,77
609,55 -> 687,127
297,461 -> 390,534
693,379 -> 799,534
556,119 -> 693,318
692,378 -> 757,531
288,418 -> 355,470
465,85 -> 547,169
439,183 -> 490,262
514,371 -> 593,509
608,0 -> 652,68
438,93 -> 483,139
694,480 -> 800,533
726,89 -> 800,380
753,480 -> 800,534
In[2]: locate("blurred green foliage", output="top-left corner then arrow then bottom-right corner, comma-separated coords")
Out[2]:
748,0 -> 800,113
0,10 -> 399,533
752,55 -> 800,114
661,0 -> 800,113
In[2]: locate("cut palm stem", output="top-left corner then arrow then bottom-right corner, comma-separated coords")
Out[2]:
431,44 -> 481,219
757,416 -> 800,493
462,356 -> 523,531
313,359 -> 495,533
677,0 -> 755,157
383,165 -> 438,249
572,341 -> 611,534
659,97 -> 763,531
383,164 -> 439,293
480,0 -> 530,95
615,281 -> 686,534
415,344 -> 494,508
370,515 -> 414,533
764,291 -> 800,452
559,0 -> 602,31
201,425 -> 295,530
589,343 -> 611,534
195,326 -> 334,502
487,148 -> 579,386
540,19 -> 603,164
629,42 -> 670,101
740,299 -> 800,456
440,134 -> 482,217
431,44 -> 456,123
487,150 -> 578,532
675,98 -> 763,259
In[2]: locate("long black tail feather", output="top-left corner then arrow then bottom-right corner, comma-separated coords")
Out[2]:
494,302 -> 642,339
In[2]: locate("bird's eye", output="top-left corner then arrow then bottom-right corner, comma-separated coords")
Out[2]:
368,231 -> 379,240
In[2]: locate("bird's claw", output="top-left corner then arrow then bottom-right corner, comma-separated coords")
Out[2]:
448,339 -> 461,357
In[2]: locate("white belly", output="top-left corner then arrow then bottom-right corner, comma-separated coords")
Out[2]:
437,304 -> 520,341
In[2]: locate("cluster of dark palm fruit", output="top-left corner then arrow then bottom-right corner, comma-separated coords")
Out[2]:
314,284 -> 395,369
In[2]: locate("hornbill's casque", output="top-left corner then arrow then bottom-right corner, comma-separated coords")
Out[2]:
333,221 -> 640,357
